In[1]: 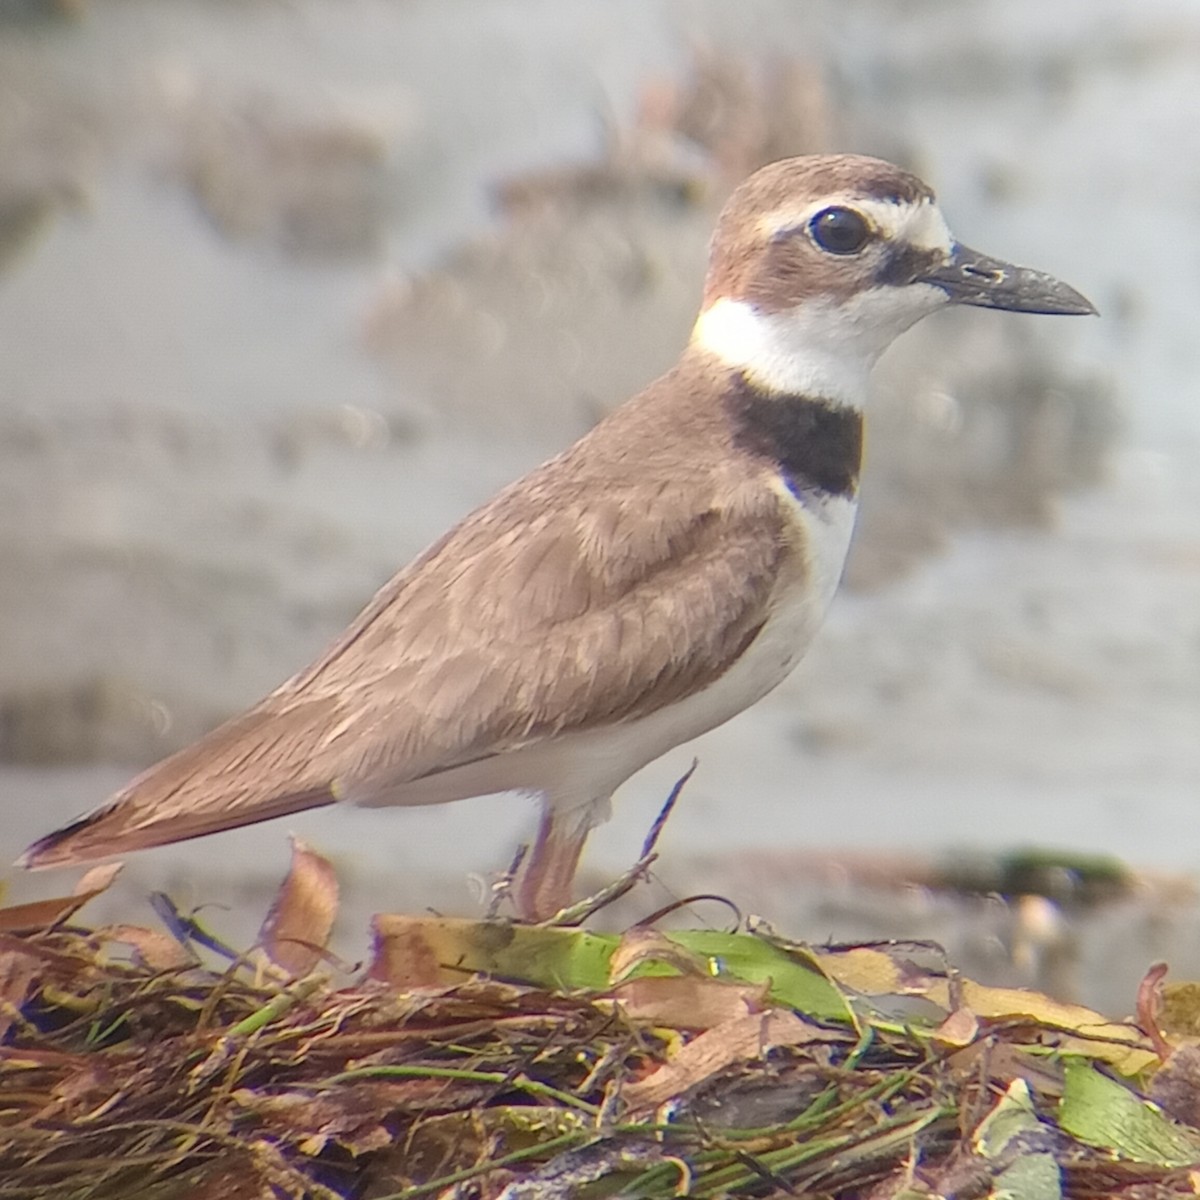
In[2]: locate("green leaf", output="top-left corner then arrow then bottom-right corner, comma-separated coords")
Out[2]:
666,931 -> 850,1021
489,925 -> 850,1021
1058,1059 -> 1200,1167
974,1079 -> 1062,1200
368,917 -> 851,1021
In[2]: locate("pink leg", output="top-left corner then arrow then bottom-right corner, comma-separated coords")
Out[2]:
514,803 -> 596,921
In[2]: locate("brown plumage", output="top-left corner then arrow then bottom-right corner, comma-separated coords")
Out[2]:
22,354 -> 797,879
20,154 -> 1095,919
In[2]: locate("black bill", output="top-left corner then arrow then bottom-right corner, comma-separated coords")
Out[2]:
923,243 -> 1098,316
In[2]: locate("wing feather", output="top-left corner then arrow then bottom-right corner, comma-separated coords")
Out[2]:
21,440 -> 792,867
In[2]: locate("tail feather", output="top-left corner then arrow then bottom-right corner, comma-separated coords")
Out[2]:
18,698 -> 341,869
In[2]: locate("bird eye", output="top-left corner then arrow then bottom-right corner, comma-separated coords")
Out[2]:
809,206 -> 871,255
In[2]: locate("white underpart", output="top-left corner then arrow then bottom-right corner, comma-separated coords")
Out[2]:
772,481 -> 858,617
692,286 -> 946,403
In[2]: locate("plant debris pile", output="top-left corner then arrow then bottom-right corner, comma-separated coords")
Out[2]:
3,845 -> 1200,1199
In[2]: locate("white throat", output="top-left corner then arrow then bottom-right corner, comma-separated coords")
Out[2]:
692,287 -> 945,408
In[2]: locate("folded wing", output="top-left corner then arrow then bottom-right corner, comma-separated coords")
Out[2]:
21,464 -> 789,869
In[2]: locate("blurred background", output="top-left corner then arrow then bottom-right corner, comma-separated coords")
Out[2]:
1,0 -> 1197,1011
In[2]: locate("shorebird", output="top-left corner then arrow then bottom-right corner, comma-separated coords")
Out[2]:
20,155 -> 1095,919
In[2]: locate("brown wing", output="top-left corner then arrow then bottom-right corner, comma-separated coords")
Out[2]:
18,702 -> 344,867
286,470 -> 790,784
21,455 -> 789,869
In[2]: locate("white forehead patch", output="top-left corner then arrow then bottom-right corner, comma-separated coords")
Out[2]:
759,194 -> 955,254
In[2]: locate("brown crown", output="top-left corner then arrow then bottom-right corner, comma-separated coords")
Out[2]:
702,154 -> 936,312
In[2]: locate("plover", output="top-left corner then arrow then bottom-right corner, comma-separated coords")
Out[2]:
20,155 -> 1095,920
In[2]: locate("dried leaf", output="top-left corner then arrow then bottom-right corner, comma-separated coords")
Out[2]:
817,943 -> 1155,1075
1137,961 -> 1172,1061
73,863 -> 123,897
0,897 -> 87,935
1150,1045 -> 1200,1131
947,1040 -> 1065,1098
623,1008 -> 839,1112
0,862 -> 123,933
942,981 -> 1155,1074
0,946 -> 39,1042
234,1086 -> 401,1155
101,924 -> 196,970
259,837 -> 338,976
934,1007 -> 980,1048
815,945 -> 938,996
368,914 -> 469,988
609,928 -> 709,984
609,974 -> 768,1030
1160,980 -> 1200,1039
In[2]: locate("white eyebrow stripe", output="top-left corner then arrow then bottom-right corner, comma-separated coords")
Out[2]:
890,201 -> 954,252
759,195 -> 954,254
